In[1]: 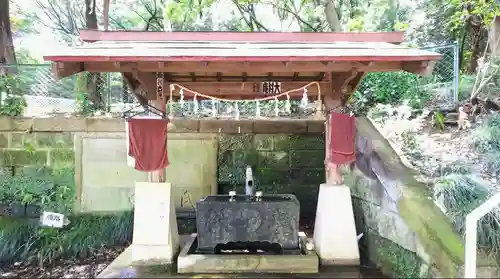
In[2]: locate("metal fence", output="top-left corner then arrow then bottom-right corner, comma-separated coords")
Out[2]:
419,43 -> 460,110
353,42 -> 459,112
0,42 -> 459,117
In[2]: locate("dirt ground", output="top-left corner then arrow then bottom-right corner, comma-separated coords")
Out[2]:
0,246 -> 125,278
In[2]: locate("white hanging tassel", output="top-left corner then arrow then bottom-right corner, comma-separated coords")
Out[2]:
255,101 -> 261,118
225,102 -> 233,115
211,99 -> 217,117
179,88 -> 185,109
285,93 -> 291,114
300,87 -> 309,108
234,102 -> 240,120
193,94 -> 199,114
274,96 -> 280,117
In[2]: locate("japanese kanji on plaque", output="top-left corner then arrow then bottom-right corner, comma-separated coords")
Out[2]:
252,81 -> 282,95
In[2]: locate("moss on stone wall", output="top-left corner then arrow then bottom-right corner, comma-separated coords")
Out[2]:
217,134 -> 324,221
367,231 -> 423,278
347,118 -> 465,278
0,130 -> 325,235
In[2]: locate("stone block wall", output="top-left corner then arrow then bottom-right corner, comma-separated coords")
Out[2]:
217,134 -> 325,222
0,131 -> 75,168
0,117 -> 325,225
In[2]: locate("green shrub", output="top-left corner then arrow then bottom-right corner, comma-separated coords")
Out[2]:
0,74 -> 28,117
351,72 -> 431,114
0,166 -> 133,265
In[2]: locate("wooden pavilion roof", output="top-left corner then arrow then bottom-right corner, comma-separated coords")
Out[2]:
43,31 -> 441,101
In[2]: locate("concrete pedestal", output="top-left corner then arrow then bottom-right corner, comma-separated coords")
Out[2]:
131,182 -> 179,263
313,184 -> 359,265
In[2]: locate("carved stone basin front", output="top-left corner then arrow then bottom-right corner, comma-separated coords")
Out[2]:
195,194 -> 300,254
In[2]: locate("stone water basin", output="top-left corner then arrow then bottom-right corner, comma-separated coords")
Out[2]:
195,194 -> 300,254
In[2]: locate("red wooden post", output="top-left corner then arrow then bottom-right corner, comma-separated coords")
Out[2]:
323,97 -> 344,184
148,98 -> 166,183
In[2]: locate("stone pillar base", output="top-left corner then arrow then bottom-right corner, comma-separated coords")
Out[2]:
313,183 -> 360,265
129,244 -> 178,264
132,182 -> 179,263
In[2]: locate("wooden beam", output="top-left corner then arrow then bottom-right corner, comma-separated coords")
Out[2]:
122,72 -> 148,106
403,61 -> 436,76
51,62 -> 84,79
79,30 -> 405,43
83,61 -> 406,74
129,72 -> 329,100
170,81 -> 328,100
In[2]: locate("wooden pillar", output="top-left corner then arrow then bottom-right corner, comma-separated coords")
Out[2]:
314,94 -> 360,266
148,98 -> 167,183
323,96 -> 344,185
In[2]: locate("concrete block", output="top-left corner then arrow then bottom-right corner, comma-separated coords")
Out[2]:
254,120 -> 307,134
132,182 -> 179,263
177,233 -> 318,274
313,184 -> 360,266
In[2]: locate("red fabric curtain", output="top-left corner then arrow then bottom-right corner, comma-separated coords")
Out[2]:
127,119 -> 169,172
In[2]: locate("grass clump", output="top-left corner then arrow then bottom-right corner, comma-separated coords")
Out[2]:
473,113 -> 500,153
473,113 -> 500,176
434,174 -> 500,256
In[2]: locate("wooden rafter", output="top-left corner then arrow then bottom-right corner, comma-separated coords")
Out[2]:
52,61 -> 432,79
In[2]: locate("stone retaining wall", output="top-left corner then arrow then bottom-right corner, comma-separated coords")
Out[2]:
346,118 -> 499,278
0,117 -> 325,223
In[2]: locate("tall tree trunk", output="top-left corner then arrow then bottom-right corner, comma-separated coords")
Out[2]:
324,0 -> 342,32
85,0 -> 98,29
85,0 -> 105,110
0,0 -> 17,71
388,0 -> 397,31
466,22 -> 483,74
103,0 -> 111,31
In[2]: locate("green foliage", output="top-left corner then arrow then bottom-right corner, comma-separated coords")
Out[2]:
434,174 -> 500,255
0,74 -> 27,117
473,114 -> 500,176
73,73 -> 100,116
473,113 -> 500,153
351,72 -> 430,114
433,110 -> 445,131
375,238 -> 421,278
0,212 -> 133,264
458,74 -> 475,101
0,165 -> 132,264
0,167 -> 75,214
447,0 -> 499,33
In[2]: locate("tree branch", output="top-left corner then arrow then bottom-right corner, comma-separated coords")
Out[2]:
264,1 -> 318,31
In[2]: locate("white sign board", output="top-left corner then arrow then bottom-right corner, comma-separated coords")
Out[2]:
40,211 -> 66,228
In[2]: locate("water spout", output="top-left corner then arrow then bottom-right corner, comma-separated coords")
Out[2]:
245,166 -> 255,196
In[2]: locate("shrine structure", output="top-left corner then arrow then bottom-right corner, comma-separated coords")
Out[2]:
43,30 -> 440,272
